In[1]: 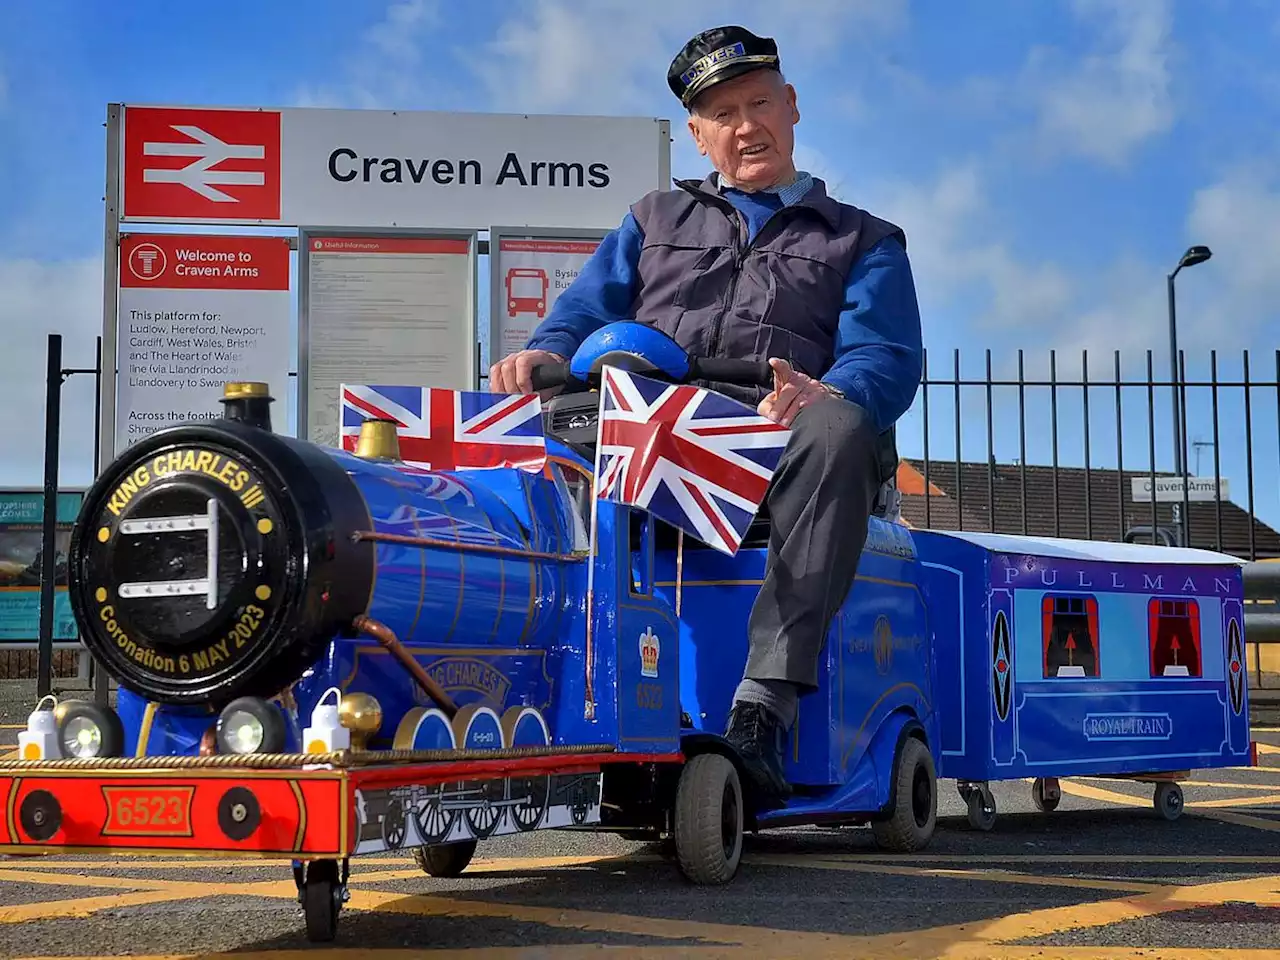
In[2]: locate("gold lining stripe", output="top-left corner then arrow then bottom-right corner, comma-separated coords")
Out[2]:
135,702 -> 158,757
289,779 -> 307,853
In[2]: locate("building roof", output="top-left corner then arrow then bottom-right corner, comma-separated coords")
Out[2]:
894,458 -> 1280,560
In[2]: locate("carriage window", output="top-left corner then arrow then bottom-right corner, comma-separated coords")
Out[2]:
1041,594 -> 1100,678
1149,597 -> 1202,677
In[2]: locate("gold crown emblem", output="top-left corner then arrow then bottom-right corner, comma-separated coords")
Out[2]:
639,627 -> 660,678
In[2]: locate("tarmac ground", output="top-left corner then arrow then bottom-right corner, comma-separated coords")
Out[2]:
1,682 -> 1279,959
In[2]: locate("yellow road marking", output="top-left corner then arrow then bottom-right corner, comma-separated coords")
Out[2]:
825,853 -> 1280,864
337,886 -> 860,955
754,855 -> 1163,894
1058,778 -> 1280,831
846,873 -> 1280,959
1183,779 -> 1280,791
947,950 -> 1280,959
12,952 -> 737,960
0,889 -> 199,924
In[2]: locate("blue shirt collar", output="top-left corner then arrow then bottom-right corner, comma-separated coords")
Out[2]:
714,170 -> 814,207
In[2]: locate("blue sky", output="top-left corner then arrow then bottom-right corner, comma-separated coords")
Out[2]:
1,0 -> 1278,536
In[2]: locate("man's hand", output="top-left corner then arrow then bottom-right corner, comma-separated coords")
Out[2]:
488,349 -> 566,398
757,358 -> 840,427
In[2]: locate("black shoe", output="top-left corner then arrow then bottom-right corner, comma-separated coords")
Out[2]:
724,701 -> 793,806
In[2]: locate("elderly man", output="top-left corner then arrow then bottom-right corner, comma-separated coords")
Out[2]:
490,25 -> 923,806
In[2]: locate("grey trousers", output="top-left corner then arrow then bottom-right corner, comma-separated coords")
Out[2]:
743,398 -> 887,691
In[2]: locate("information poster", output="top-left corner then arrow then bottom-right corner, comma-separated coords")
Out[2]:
0,490 -> 84,642
115,234 -> 292,451
489,232 -> 603,363
300,233 -> 475,446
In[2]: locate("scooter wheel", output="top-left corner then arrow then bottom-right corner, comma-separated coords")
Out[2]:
673,753 -> 743,886
871,736 -> 937,852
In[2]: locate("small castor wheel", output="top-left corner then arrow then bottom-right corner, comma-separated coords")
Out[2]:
1153,782 -> 1184,821
673,753 -> 743,885
966,784 -> 997,831
872,737 -> 937,852
411,839 -> 478,877
1032,777 -> 1061,812
302,859 -> 343,942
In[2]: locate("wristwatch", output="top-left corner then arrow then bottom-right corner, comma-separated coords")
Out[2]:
818,381 -> 845,399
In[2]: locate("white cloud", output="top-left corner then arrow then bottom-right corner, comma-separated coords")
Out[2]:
0,257 -> 104,487
292,0 -> 447,109
469,0 -> 907,116
853,161 -> 1074,346
1183,162 -> 1280,347
1023,0 -> 1176,167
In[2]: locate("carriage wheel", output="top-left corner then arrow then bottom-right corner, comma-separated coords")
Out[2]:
871,737 -> 936,852
382,799 -> 407,850
673,753 -> 744,886
1032,777 -> 1061,813
411,839 -> 478,877
302,859 -> 341,943
463,779 -> 506,839
966,784 -> 997,831
509,774 -> 550,831
415,787 -> 457,845
1154,782 -> 1184,821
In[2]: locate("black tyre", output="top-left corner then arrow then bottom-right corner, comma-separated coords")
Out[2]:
673,753 -> 743,886
411,839 -> 477,877
966,787 -> 997,831
303,859 -> 340,942
871,736 -> 937,852
1032,777 -> 1060,812
1154,782 -> 1184,821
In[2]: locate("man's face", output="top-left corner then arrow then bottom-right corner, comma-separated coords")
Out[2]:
687,70 -> 799,190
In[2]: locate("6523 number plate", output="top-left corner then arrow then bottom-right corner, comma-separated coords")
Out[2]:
101,785 -> 195,837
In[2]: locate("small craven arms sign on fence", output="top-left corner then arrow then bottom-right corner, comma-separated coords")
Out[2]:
1130,475 -> 1231,503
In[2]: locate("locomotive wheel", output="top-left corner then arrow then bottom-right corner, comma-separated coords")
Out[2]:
302,859 -> 341,943
1032,777 -> 1061,812
382,799 -> 407,850
673,753 -> 743,886
871,737 -> 936,852
966,785 -> 997,831
463,778 -> 507,839
411,839 -> 478,877
1154,782 -> 1184,821
509,774 -> 550,831
414,786 -> 457,844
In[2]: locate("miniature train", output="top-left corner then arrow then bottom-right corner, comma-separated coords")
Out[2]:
0,324 -> 1256,942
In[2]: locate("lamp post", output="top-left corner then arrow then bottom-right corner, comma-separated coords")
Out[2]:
1166,244 -> 1212,546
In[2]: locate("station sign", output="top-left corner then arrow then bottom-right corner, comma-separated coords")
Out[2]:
119,104 -> 670,230
1130,475 -> 1231,503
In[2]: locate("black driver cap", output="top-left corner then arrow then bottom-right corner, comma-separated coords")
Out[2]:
668,26 -> 781,108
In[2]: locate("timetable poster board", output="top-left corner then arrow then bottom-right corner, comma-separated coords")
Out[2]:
299,231 -> 477,446
0,490 -> 84,642
115,234 -> 293,452
489,228 -> 605,365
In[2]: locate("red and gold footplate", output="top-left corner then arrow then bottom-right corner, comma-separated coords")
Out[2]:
1,768 -> 349,858
0,749 -> 673,859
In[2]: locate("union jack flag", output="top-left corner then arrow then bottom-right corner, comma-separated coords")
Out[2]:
594,366 -> 791,555
340,384 -> 546,473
